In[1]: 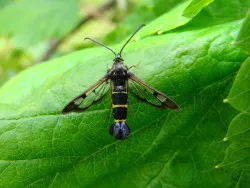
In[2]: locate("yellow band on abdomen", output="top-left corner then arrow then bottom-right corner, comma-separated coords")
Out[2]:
112,104 -> 128,108
114,119 -> 126,122
112,91 -> 127,94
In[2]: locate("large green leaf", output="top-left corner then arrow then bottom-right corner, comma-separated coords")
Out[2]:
219,57 -> 250,188
0,0 -> 80,47
0,18 -> 248,187
218,8 -> 250,180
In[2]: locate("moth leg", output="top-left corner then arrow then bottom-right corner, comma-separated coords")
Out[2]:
126,65 -> 136,70
107,66 -> 111,72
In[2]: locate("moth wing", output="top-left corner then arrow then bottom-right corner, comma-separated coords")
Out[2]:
63,74 -> 111,113
128,72 -> 180,111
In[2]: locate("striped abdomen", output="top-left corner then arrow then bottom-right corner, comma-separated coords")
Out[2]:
112,78 -> 128,122
109,77 -> 130,140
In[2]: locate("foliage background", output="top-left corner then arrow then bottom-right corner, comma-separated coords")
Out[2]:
0,0 -> 250,187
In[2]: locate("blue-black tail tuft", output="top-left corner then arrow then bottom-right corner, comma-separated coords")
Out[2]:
109,122 -> 130,140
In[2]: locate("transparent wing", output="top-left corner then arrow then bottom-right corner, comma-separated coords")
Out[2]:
63,74 -> 111,113
128,72 -> 180,111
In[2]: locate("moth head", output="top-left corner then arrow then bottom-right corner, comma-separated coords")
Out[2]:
113,53 -> 124,62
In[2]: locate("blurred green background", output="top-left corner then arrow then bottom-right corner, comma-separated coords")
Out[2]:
0,0 -> 172,86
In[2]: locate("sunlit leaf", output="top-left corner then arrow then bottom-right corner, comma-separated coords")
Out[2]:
0,19 -> 248,187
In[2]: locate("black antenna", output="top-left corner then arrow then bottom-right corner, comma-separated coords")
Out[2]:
119,24 -> 146,55
84,37 -> 116,56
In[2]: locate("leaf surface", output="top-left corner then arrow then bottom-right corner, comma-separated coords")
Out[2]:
219,57 -> 250,188
0,19 -> 249,187
234,10 -> 250,54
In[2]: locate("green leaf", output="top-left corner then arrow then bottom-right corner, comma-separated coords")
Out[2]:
0,19 -> 248,187
136,0 -> 214,38
216,4 -> 250,183
225,57 -> 250,113
0,0 -> 80,47
186,0 -> 250,29
234,10 -> 250,54
220,58 -> 250,176
183,0 -> 214,18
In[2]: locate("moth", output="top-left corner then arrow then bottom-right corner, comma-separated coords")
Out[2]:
63,24 -> 180,140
